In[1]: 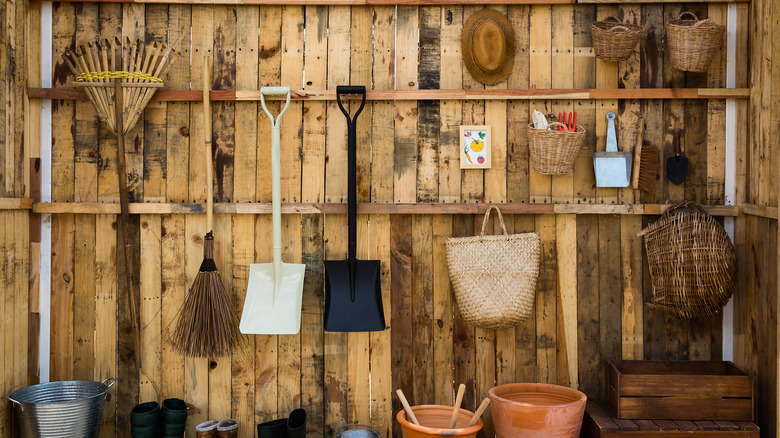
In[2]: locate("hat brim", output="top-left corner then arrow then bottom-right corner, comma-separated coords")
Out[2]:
461,9 -> 516,86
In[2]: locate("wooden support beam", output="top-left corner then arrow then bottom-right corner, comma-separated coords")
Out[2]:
0,198 -> 34,210
30,0 -> 747,4
742,203 -> 779,220
28,87 -> 751,102
32,201 -> 740,216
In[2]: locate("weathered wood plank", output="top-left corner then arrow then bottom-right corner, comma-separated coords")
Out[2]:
395,6 -> 419,204
391,214 -> 414,438
51,213 -> 75,382
73,214 -> 96,381
577,214 -> 600,398
139,214 -> 161,401
528,5 -> 552,204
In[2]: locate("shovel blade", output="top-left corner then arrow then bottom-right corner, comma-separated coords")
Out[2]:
666,156 -> 688,185
324,259 -> 385,332
240,262 -> 306,335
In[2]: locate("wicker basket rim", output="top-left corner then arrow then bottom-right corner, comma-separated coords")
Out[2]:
666,19 -> 725,30
526,123 -> 586,135
591,20 -> 644,33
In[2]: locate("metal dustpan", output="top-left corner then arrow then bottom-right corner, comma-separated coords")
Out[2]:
324,86 -> 386,332
594,111 -> 632,187
240,87 -> 306,335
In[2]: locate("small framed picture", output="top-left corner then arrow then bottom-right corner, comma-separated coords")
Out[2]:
460,125 -> 491,169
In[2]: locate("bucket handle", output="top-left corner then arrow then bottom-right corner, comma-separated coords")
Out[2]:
4,395 -> 23,411
101,377 -> 117,389
335,424 -> 378,436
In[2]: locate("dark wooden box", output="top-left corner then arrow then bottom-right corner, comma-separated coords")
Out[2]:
606,360 -> 753,421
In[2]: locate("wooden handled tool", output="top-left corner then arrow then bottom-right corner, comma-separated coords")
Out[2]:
449,384 -> 466,428
466,398 -> 490,427
396,389 -> 420,426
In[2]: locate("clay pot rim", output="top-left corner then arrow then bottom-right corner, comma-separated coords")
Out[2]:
488,383 -> 587,408
396,405 -> 483,435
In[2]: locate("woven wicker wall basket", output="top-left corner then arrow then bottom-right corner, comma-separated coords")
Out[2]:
445,206 -> 541,329
637,202 -> 737,319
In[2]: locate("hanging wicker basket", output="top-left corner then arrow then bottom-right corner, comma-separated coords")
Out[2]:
445,206 -> 540,329
665,12 -> 725,72
637,202 -> 737,319
591,16 -> 644,62
526,122 -> 585,175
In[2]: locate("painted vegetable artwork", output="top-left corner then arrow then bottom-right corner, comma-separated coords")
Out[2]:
464,130 -> 487,164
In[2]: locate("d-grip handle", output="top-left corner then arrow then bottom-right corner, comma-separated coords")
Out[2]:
336,85 -> 367,126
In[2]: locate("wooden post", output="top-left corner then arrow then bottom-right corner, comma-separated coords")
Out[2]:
114,79 -> 141,367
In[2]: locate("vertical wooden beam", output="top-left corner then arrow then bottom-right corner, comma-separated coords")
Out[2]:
323,5 -> 349,434
507,6 -> 530,204
395,6 -> 419,204
391,215 -> 413,438
573,5 -> 596,204
536,214 -> 556,384
556,215 -> 577,387
550,4 -> 574,203
528,4 -> 551,204
139,215 -> 162,401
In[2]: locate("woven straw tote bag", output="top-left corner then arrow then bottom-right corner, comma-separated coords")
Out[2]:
445,206 -> 541,329
637,202 -> 737,319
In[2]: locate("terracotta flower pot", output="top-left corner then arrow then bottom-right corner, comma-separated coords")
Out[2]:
488,383 -> 587,438
396,405 -> 483,438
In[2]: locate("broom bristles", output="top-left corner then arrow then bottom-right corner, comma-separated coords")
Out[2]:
172,233 -> 240,358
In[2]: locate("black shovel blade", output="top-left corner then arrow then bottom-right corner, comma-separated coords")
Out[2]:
666,155 -> 688,185
324,259 -> 385,332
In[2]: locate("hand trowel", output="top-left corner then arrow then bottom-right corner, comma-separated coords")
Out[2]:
594,111 -> 632,187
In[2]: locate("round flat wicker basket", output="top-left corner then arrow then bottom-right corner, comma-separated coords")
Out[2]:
591,17 -> 644,62
526,122 -> 585,175
637,202 -> 736,319
665,12 -> 725,72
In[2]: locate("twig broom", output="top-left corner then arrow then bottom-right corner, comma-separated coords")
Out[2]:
171,56 -> 240,358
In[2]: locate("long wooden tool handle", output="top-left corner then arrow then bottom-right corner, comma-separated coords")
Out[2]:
630,117 -> 645,190
114,79 -> 141,367
203,56 -> 213,232
396,389 -> 419,426
466,398 -> 490,427
450,384 -> 466,428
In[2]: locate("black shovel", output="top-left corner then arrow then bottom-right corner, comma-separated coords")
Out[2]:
666,119 -> 687,185
324,86 -> 386,332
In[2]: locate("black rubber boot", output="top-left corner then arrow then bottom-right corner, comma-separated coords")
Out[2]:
286,409 -> 306,438
160,398 -> 188,438
130,401 -> 160,438
257,418 -> 287,438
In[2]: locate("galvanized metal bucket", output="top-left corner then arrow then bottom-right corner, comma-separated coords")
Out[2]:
336,424 -> 379,438
6,378 -> 115,438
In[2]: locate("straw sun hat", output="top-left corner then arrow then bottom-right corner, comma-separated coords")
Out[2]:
461,9 -> 516,85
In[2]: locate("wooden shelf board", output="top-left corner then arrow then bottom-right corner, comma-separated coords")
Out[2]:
30,0 -> 747,3
31,202 -> 739,216
28,87 -> 750,102
0,198 -> 34,210
741,203 -> 778,220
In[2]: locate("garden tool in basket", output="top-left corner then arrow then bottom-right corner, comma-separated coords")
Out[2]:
240,87 -> 306,335
324,86 -> 386,332
593,111 -> 632,187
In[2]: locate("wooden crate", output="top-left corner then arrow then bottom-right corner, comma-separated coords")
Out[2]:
606,360 -> 753,421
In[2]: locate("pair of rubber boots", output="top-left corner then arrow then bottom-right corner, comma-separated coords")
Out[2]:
257,408 -> 306,438
130,399 -> 187,438
195,419 -> 240,438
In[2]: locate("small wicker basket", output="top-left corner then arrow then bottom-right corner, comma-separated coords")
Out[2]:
591,16 -> 644,62
526,122 -> 585,175
637,202 -> 737,319
665,12 -> 726,73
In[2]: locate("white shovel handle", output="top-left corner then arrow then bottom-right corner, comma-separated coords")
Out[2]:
260,86 -> 291,301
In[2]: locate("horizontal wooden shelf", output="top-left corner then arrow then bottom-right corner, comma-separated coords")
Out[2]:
31,201 -> 739,216
741,203 -> 778,220
28,88 -> 750,102
0,198 -> 33,210
30,0 -> 746,4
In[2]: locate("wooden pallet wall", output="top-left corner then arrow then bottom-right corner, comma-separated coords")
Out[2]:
1,0 -> 31,435
734,0 -> 780,435
26,2 -> 749,438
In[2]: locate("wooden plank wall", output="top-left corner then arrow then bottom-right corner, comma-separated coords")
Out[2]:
34,2 -> 744,438
1,0 -> 31,435
734,0 -> 780,436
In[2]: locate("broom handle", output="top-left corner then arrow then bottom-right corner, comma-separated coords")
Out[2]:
114,79 -> 141,367
203,57 -> 213,232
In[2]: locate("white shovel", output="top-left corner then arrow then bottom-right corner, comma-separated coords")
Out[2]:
240,87 -> 306,335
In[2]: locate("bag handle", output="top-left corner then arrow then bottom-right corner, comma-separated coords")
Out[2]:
608,25 -> 631,33
480,205 -> 509,237
677,11 -> 699,21
636,201 -> 707,237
